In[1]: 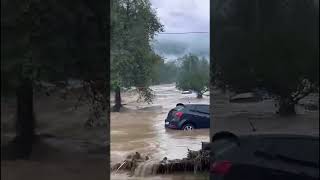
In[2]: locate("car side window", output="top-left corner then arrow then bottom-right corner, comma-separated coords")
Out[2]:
196,105 -> 209,114
188,105 -> 198,113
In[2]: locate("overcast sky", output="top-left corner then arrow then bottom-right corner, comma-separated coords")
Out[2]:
150,0 -> 210,61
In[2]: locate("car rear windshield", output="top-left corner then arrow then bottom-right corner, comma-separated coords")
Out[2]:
166,106 -> 184,119
174,105 -> 185,111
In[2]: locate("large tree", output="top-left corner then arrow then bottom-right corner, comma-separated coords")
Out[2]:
111,0 -> 163,111
1,0 -> 108,158
212,0 -> 319,115
176,54 -> 209,98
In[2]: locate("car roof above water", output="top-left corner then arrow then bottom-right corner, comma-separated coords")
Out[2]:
177,103 -> 209,107
175,104 -> 209,111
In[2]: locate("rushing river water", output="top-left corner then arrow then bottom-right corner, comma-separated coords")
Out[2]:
111,84 -> 209,179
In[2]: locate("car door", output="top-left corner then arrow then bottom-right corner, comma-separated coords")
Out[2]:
194,105 -> 210,128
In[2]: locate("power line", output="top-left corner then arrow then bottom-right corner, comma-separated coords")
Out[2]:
158,31 -> 209,34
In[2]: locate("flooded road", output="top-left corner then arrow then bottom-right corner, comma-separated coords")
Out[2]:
111,84 -> 209,179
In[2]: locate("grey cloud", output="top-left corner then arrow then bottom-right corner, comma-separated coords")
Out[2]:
151,0 -> 209,61
152,33 -> 209,61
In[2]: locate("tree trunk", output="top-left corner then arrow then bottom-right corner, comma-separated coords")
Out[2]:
197,92 -> 203,99
277,96 -> 296,116
221,86 -> 226,94
113,86 -> 122,112
13,78 -> 35,158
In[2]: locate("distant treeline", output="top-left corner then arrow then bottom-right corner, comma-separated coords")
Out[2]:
151,54 -> 209,99
151,60 -> 178,85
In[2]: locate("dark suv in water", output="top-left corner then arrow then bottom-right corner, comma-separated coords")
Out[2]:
165,103 -> 210,130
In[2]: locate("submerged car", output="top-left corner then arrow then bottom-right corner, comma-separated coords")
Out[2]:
165,103 -> 210,130
209,132 -> 319,180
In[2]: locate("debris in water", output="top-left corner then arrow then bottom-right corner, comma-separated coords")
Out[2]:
157,149 -> 210,174
182,90 -> 192,94
115,161 -> 127,173
111,149 -> 210,176
133,152 -> 141,160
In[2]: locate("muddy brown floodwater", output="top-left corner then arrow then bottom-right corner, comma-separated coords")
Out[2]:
111,84 -> 210,179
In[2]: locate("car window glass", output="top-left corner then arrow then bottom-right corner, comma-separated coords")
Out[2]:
196,105 -> 209,114
175,106 -> 184,111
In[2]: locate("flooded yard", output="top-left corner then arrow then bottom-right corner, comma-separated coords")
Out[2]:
210,90 -> 319,136
1,89 -> 108,180
1,83 -> 317,180
111,84 -> 210,179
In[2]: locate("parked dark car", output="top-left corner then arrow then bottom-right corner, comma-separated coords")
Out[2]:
165,103 -> 210,130
209,132 -> 319,180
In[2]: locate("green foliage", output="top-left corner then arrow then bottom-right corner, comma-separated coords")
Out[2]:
2,0 -> 109,116
111,0 -> 163,102
151,59 -> 178,85
176,54 -> 209,97
212,0 -> 319,102
136,87 -> 155,104
1,0 -> 108,90
1,0 -> 109,147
